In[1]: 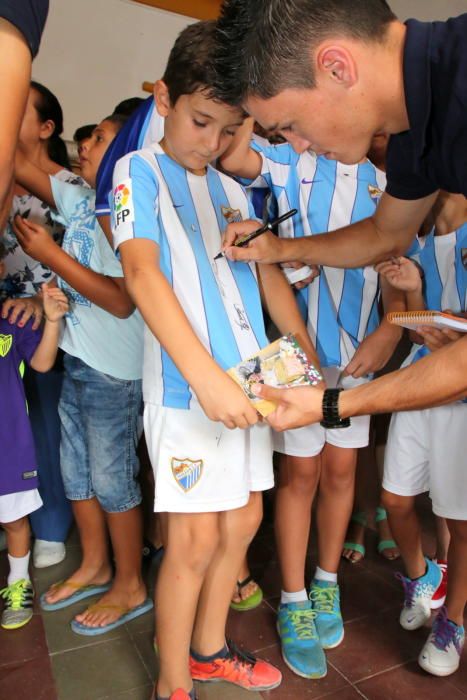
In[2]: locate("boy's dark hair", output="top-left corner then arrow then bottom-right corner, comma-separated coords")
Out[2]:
102,113 -> 130,132
213,0 -> 397,105
162,20 -> 219,105
113,97 -> 145,117
73,124 -> 97,144
30,81 -> 71,169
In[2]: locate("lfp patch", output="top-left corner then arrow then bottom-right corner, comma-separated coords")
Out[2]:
368,184 -> 383,205
171,458 -> 203,492
113,180 -> 134,227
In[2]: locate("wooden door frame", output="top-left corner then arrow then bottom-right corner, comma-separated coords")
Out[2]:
131,0 -> 221,20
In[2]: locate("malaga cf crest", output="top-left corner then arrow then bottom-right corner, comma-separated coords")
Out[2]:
171,458 -> 203,492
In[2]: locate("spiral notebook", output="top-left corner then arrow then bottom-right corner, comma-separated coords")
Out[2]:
228,334 -> 322,417
387,310 -> 467,332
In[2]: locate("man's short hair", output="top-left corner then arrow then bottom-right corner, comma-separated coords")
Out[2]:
162,20 -> 219,105
214,0 -> 397,105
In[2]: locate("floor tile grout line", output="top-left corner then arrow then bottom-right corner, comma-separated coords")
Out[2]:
347,657 -> 420,684
132,633 -> 156,684
48,635 -> 128,656
326,660 -> 370,700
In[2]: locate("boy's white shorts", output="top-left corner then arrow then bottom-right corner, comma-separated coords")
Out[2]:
383,401 -> 467,520
144,403 -> 274,513
0,489 -> 42,524
274,368 -> 371,458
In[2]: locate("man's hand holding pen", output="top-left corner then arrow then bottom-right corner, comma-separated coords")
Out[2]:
219,209 -> 298,264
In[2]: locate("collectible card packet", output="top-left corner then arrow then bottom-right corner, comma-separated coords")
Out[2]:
228,334 -> 322,417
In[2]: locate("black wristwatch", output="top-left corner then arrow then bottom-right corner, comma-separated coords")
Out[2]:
320,388 -> 351,429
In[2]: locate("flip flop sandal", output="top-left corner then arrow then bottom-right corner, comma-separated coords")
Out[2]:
40,580 -> 113,611
375,506 -> 400,560
342,510 -> 367,563
70,597 -> 154,636
230,575 -> 263,612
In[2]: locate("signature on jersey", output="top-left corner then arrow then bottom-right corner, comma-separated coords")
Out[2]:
234,304 -> 250,331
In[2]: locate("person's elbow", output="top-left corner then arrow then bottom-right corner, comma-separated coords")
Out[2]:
110,293 -> 136,319
29,356 -> 55,373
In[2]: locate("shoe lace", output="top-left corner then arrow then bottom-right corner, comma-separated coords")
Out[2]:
432,607 -> 463,655
310,586 -> 338,614
225,638 -> 257,672
395,572 -> 418,608
288,608 -> 318,640
0,579 -> 28,609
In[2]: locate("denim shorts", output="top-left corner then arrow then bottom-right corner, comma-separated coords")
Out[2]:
58,355 -> 142,513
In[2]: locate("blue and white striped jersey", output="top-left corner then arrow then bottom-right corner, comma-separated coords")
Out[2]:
249,141 -> 387,368
111,143 -> 268,409
96,97 -> 164,217
406,223 -> 467,365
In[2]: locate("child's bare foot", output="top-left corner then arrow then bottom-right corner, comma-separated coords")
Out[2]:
43,564 -> 112,605
342,512 -> 367,563
73,580 -> 148,628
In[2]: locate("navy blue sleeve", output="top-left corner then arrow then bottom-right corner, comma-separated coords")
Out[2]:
385,132 -> 438,201
0,0 -> 49,58
95,96 -> 154,216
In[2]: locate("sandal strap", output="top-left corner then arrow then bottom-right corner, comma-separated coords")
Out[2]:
85,603 -> 128,615
350,510 -> 367,527
237,575 -> 254,590
375,505 -> 388,523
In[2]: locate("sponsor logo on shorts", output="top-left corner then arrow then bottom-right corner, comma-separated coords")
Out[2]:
221,206 -> 243,225
368,184 -> 383,204
171,458 -> 203,492
113,181 -> 134,227
22,470 -> 37,480
0,334 -> 12,357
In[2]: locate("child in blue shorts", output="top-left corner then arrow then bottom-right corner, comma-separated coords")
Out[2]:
111,21 -> 322,700
12,114 -> 152,635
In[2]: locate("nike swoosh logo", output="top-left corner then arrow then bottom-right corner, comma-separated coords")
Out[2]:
173,203 -> 183,208
301,178 -> 314,185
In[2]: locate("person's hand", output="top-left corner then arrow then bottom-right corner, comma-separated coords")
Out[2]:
374,257 -> 422,293
12,214 -> 57,264
343,323 -> 402,378
195,370 -> 259,429
222,222 -> 288,264
282,261 -> 320,290
250,383 -> 325,431
1,293 -> 43,330
42,283 -> 69,322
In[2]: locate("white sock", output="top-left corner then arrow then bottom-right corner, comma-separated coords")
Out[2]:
313,566 -> 337,584
281,588 -> 308,605
8,552 -> 31,585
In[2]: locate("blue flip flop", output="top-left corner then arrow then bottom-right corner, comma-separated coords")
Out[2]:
40,581 -> 113,611
70,597 -> 154,636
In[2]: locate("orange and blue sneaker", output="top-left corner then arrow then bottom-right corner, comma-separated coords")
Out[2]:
189,639 -> 282,691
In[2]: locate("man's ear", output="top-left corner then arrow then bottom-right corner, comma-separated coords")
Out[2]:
153,80 -> 171,117
316,44 -> 357,87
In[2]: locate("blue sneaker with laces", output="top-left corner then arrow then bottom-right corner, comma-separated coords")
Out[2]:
397,557 -> 442,631
309,579 -> 344,649
277,600 -> 327,679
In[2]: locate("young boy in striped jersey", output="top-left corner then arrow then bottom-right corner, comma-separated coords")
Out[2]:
220,120 -> 404,678
111,21 -> 321,700
377,191 -> 467,677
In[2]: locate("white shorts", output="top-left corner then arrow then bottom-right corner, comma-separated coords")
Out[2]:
383,402 -> 467,520
0,489 -> 42,524
144,403 -> 274,513
274,368 -> 371,457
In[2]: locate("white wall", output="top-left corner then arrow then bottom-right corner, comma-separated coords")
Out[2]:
33,0 -> 195,139
33,0 -> 467,140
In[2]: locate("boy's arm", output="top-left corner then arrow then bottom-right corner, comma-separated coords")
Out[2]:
119,238 -> 259,429
344,275 -> 405,378
218,116 -> 263,180
29,285 -> 68,372
375,256 -> 425,344
13,216 -> 134,318
257,262 -> 322,373
14,147 -> 55,208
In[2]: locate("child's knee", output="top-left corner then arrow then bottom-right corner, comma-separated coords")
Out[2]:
168,518 -> 220,575
381,489 -> 412,514
281,457 -> 320,494
2,516 -> 29,536
446,518 -> 467,542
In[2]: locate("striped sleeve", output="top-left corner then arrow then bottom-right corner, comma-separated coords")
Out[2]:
111,152 -> 161,252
